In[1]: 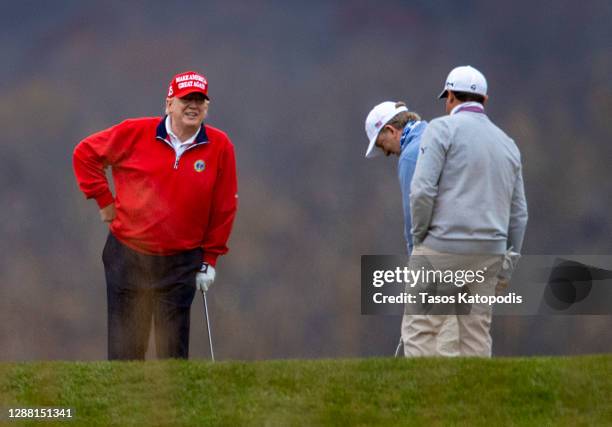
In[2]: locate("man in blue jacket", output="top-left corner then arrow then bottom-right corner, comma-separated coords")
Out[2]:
365,101 -> 459,356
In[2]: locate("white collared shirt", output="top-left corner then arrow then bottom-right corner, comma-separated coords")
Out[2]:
165,116 -> 199,157
450,101 -> 485,115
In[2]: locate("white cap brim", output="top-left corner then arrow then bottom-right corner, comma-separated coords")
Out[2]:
365,136 -> 381,158
364,105 -> 408,159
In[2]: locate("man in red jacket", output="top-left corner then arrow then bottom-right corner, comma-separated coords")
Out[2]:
73,71 -> 238,360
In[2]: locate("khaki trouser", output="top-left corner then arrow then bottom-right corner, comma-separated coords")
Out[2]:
401,245 -> 502,357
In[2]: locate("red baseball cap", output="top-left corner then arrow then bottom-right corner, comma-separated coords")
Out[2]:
167,71 -> 209,99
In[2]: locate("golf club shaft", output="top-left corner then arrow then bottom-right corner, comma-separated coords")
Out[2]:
394,337 -> 403,358
202,290 -> 215,362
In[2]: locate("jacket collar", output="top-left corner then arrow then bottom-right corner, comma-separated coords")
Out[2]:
400,120 -> 426,151
156,115 -> 209,144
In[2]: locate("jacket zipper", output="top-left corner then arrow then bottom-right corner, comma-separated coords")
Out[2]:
158,138 -> 208,170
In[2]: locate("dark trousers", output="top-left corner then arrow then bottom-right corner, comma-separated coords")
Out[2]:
102,233 -> 202,360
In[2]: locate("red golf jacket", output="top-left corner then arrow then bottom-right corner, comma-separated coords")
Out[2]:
73,117 -> 238,266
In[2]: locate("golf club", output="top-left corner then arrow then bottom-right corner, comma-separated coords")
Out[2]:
201,290 -> 215,361
394,337 -> 403,358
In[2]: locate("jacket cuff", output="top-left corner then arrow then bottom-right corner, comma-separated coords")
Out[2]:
203,253 -> 218,267
95,192 -> 115,209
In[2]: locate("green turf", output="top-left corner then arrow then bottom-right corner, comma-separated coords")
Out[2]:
0,356 -> 610,426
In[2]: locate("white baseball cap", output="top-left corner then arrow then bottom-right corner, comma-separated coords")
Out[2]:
364,101 -> 408,158
438,65 -> 487,99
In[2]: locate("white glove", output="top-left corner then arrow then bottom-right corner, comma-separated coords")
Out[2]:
498,247 -> 521,280
196,263 -> 216,292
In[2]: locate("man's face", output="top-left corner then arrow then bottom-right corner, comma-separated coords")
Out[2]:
166,92 -> 209,130
375,125 -> 402,156
445,91 -> 458,114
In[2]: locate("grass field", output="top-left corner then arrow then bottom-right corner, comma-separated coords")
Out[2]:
1,355 -> 610,426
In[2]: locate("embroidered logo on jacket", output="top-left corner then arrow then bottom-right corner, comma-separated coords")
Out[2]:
194,160 -> 206,172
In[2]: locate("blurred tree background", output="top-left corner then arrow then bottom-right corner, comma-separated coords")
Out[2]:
1,0 -> 611,360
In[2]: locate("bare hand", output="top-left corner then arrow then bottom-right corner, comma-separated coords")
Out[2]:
99,203 -> 116,223
495,278 -> 509,296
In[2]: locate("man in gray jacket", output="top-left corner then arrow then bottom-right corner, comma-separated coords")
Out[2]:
404,65 -> 528,357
